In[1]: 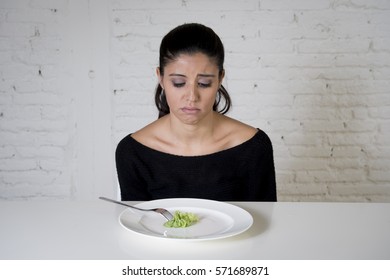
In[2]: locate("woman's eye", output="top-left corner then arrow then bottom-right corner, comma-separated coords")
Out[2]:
198,82 -> 211,88
173,83 -> 185,88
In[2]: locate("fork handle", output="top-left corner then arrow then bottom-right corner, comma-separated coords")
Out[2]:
99,197 -> 144,211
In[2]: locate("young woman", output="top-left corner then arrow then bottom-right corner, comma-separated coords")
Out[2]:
116,23 -> 277,201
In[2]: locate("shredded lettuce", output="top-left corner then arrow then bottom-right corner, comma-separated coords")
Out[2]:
164,211 -> 199,228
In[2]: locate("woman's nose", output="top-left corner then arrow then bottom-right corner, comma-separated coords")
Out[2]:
187,84 -> 199,102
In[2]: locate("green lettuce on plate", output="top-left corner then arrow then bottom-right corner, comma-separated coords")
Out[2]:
163,211 -> 199,228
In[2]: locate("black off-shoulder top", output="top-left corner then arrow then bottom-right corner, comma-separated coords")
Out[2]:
115,129 -> 277,201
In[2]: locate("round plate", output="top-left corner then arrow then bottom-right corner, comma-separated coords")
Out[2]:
119,198 -> 253,241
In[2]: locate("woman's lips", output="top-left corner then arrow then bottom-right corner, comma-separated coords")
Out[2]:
181,107 -> 200,114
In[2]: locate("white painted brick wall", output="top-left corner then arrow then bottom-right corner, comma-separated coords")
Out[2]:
1,0 -> 389,201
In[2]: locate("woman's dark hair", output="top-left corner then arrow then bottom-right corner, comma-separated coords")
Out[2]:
155,23 -> 232,118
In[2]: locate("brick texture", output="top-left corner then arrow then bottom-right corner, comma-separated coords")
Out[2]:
1,0 -> 390,201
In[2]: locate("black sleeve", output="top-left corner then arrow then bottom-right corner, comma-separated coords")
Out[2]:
115,136 -> 151,201
243,130 -> 277,202
259,139 -> 277,201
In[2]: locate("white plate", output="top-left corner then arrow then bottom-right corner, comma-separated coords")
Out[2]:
119,198 -> 253,241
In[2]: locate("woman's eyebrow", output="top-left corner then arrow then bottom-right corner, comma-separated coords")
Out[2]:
168,73 -> 216,77
198,74 -> 216,78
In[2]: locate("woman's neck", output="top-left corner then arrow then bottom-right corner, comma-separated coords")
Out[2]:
166,112 -> 219,155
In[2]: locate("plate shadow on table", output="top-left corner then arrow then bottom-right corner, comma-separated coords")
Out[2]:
232,207 -> 270,240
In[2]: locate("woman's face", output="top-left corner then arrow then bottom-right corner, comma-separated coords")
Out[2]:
157,52 -> 224,125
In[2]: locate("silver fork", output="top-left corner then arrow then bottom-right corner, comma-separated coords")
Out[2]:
99,197 -> 174,221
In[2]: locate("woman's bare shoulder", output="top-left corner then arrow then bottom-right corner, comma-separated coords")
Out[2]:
216,114 -> 258,147
131,117 -> 167,146
131,119 -> 161,144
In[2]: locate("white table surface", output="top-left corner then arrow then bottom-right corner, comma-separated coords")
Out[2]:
0,200 -> 389,260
